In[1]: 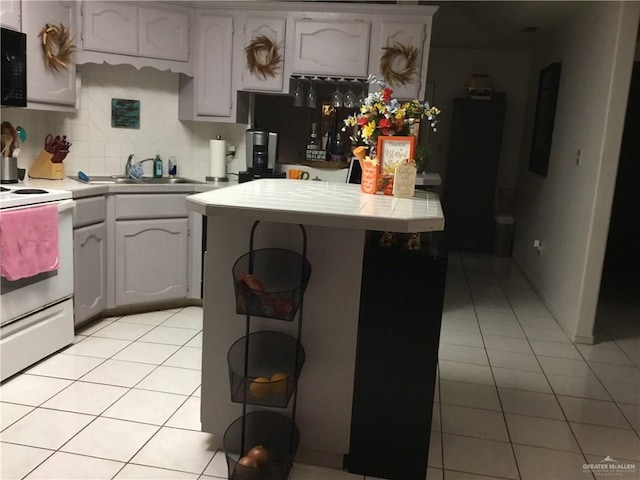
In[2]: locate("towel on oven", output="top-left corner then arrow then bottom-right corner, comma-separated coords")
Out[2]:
0,204 -> 59,281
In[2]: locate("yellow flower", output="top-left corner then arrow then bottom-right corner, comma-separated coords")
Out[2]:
362,120 -> 376,139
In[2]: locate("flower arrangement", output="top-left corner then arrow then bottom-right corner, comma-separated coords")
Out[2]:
343,75 -> 441,151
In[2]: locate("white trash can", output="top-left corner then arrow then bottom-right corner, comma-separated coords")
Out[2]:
493,214 -> 515,257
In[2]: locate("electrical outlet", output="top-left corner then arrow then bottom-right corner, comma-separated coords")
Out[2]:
575,149 -> 582,166
533,239 -> 542,256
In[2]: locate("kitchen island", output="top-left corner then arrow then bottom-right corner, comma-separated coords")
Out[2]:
186,179 -> 446,479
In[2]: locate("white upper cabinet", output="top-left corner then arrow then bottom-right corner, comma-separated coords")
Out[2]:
179,14 -> 234,120
22,0 -> 76,110
81,1 -> 137,56
195,14 -> 233,117
292,18 -> 370,78
0,0 -> 21,31
377,20 -> 429,100
78,1 -> 191,74
138,6 -> 189,62
241,15 -> 286,92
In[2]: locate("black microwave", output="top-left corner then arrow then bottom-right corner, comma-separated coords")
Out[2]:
1,27 -> 27,107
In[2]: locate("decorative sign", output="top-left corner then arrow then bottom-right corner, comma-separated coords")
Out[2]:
392,162 -> 417,198
360,158 -> 379,194
377,135 -> 416,174
111,99 -> 140,129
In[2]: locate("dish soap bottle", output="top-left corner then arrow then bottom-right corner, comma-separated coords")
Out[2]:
153,154 -> 163,178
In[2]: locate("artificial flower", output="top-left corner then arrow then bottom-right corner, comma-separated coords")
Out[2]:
343,75 -> 441,150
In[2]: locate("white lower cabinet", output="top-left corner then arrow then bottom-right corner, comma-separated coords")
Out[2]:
73,222 -> 107,326
114,218 -> 189,306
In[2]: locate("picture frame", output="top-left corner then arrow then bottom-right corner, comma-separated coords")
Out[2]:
528,62 -> 562,176
376,135 -> 416,174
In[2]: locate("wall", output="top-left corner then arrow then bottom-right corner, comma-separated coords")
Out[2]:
2,63 -> 350,183
3,63 -> 249,180
512,1 -> 640,342
426,48 -> 532,193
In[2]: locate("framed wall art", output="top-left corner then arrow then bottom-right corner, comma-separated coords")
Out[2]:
528,62 -> 561,176
376,135 -> 416,174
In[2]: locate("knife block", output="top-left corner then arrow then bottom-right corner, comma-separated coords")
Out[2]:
28,150 -> 65,180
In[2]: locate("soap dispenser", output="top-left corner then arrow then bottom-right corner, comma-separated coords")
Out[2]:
153,154 -> 163,178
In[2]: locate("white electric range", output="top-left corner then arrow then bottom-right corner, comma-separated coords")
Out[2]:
0,183 -> 76,381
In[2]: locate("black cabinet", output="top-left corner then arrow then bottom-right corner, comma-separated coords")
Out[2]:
348,232 -> 447,480
444,97 -> 506,252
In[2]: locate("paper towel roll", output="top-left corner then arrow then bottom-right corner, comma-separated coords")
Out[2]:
209,139 -> 227,179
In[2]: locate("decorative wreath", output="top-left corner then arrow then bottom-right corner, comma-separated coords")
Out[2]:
245,35 -> 282,79
379,42 -> 418,87
39,23 -> 75,71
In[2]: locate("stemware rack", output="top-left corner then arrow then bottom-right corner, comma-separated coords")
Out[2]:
223,221 -> 310,480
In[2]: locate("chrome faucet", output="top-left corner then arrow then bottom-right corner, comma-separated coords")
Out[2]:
125,154 -> 155,177
125,154 -> 134,177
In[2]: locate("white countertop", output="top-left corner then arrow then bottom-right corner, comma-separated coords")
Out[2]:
18,177 -> 230,199
186,179 -> 445,233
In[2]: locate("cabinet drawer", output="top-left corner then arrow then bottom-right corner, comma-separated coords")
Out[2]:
114,194 -> 188,220
74,196 -> 106,228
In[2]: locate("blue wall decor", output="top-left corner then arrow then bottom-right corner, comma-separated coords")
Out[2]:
111,99 -> 140,129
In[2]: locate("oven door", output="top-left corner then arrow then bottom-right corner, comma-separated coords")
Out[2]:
0,199 -> 75,325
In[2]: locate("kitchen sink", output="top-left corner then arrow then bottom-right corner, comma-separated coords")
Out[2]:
69,175 -> 203,185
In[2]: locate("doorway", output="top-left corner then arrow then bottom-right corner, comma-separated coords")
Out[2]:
595,61 -> 640,346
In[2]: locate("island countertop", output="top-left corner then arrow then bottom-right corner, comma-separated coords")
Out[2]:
186,179 -> 445,233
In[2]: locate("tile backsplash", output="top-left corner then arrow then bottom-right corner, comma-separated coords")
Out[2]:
3,63 -> 249,180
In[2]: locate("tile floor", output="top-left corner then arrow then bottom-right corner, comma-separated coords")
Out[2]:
1,254 -> 639,480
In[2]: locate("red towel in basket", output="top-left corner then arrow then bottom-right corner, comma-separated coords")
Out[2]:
0,205 -> 59,281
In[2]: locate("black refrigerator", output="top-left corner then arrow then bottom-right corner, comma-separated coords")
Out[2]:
444,96 -> 506,252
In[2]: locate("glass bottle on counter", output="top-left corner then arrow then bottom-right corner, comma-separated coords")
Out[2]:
331,131 -> 347,162
307,122 -> 320,150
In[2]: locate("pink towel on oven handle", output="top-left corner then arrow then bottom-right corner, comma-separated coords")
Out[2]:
0,204 -> 60,281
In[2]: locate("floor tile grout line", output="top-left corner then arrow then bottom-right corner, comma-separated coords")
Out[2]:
478,256 -> 612,478
457,254 -> 523,480
8,327 -> 205,478
4,308 -> 203,479
459,253 -> 607,478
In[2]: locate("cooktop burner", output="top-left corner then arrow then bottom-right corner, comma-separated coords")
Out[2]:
13,188 -> 49,195
0,185 -> 72,209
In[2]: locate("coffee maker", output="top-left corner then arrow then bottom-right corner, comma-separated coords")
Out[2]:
239,128 -> 286,183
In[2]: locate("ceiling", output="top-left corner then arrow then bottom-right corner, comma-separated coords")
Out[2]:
420,1 -> 586,49
182,1 -> 638,51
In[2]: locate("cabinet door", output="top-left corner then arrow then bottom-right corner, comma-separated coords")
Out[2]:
292,19 -> 370,78
22,0 -> 76,108
241,16 -> 286,92
195,15 -> 233,117
138,5 -> 189,62
378,21 -> 426,100
74,223 -> 107,326
115,218 -> 189,306
1,0 -> 21,30
81,1 -> 137,56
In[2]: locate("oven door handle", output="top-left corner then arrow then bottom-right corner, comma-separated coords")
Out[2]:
57,199 -> 76,213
